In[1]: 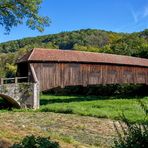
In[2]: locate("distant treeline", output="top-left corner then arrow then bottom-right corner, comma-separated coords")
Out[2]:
0,29 -> 148,78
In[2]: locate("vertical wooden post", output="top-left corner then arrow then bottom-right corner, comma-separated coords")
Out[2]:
15,77 -> 18,84
1,78 -> 3,85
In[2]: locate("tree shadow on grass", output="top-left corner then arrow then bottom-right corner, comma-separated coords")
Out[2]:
40,96 -> 105,105
40,95 -> 139,105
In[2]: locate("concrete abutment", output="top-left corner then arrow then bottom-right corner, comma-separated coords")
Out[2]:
0,82 -> 40,109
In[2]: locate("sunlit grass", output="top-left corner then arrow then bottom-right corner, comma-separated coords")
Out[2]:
39,95 -> 148,123
0,95 -> 148,123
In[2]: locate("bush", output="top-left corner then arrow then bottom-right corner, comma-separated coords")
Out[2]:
11,135 -> 60,148
113,100 -> 148,148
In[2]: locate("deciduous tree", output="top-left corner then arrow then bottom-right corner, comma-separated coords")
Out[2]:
0,0 -> 50,33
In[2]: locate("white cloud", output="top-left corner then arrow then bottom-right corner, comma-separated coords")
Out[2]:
116,3 -> 148,32
130,8 -> 139,23
143,6 -> 148,18
129,6 -> 148,24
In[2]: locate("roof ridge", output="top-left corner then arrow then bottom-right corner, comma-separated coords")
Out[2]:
34,48 -> 59,51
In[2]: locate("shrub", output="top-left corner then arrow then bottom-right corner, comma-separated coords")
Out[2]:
11,135 -> 60,148
113,100 -> 148,148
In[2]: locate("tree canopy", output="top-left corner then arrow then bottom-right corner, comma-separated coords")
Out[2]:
0,0 -> 50,33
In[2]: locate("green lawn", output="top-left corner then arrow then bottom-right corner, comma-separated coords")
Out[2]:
39,95 -> 148,123
0,95 -> 148,123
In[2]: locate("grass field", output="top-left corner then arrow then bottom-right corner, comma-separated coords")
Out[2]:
0,95 -> 148,147
39,95 -> 148,123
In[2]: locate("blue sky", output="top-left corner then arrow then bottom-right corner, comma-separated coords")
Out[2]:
0,0 -> 148,43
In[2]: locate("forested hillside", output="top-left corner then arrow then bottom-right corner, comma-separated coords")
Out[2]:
0,29 -> 148,77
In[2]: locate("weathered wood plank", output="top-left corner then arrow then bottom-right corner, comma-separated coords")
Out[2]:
30,63 -> 148,91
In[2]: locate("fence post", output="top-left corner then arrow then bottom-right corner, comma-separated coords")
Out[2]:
15,77 -> 18,84
1,78 -> 4,85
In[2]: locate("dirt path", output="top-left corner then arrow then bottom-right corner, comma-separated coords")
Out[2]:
0,112 -> 119,148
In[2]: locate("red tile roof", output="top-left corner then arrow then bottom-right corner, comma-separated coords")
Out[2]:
17,48 -> 148,67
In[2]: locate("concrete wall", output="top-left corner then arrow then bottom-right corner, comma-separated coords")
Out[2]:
0,83 -> 39,109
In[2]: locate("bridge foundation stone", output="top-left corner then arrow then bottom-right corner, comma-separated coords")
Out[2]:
0,83 -> 40,109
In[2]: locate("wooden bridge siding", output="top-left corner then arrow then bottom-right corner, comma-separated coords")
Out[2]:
30,63 -> 148,91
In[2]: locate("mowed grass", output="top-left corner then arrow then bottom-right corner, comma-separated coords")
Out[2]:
40,95 -> 148,123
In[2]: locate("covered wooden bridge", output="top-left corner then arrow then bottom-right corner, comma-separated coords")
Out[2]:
17,48 -> 148,91
1,48 -> 148,109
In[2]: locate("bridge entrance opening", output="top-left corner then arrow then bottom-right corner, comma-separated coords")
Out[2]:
17,63 -> 28,82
